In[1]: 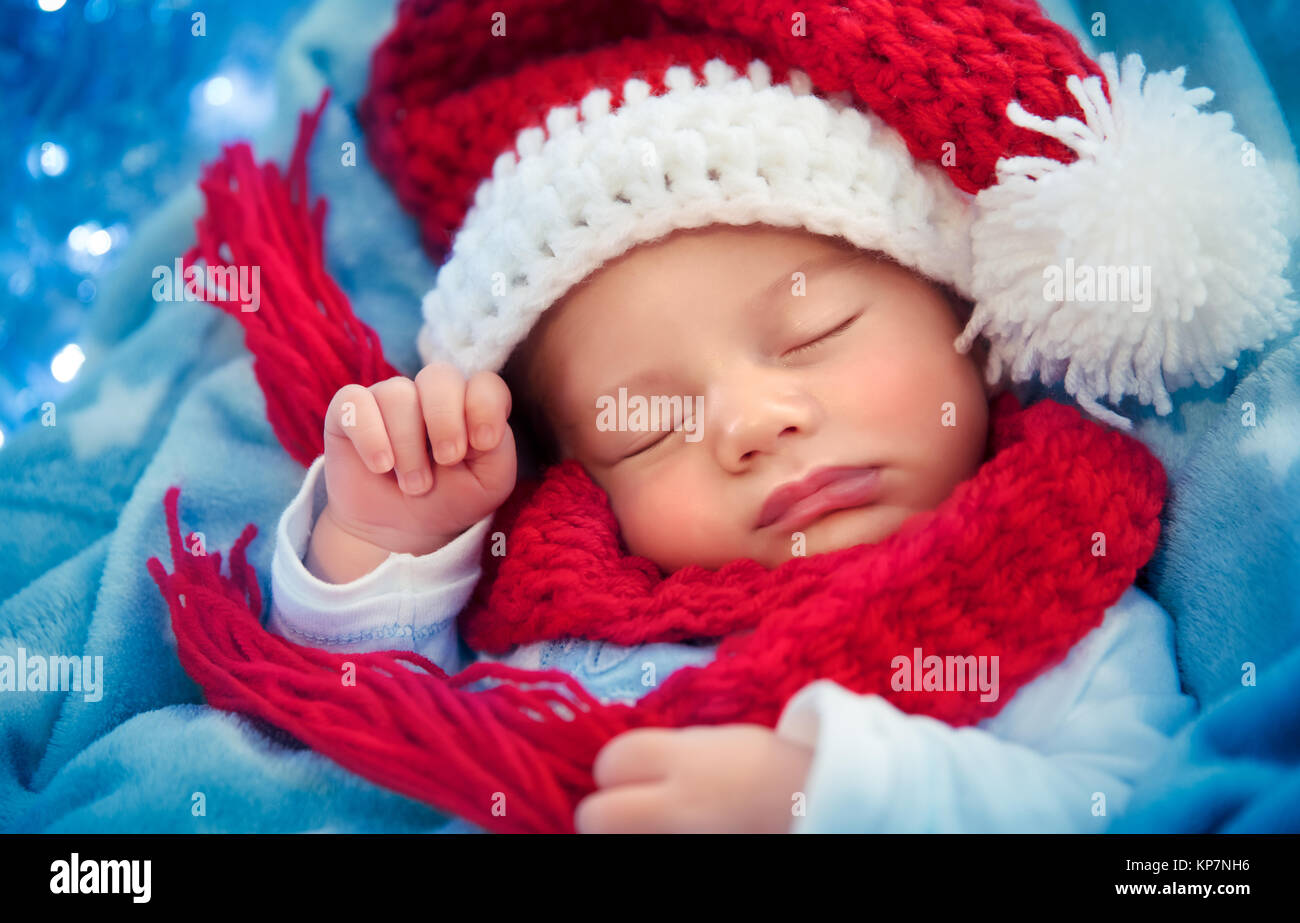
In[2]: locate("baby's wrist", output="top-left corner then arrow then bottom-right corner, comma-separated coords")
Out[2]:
305,505 -> 458,584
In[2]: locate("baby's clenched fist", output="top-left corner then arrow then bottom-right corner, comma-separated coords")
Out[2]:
315,363 -> 518,566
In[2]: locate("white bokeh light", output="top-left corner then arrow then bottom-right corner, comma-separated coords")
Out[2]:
39,142 -> 68,176
204,75 -> 234,106
86,229 -> 112,256
189,67 -> 276,137
67,223 -> 93,251
51,344 -> 86,383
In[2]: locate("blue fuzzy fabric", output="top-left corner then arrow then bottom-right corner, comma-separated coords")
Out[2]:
1112,642 -> 1300,833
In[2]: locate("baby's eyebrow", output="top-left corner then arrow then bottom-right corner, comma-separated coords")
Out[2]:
746,248 -> 867,320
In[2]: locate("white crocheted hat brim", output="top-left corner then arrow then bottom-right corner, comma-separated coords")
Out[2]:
416,57 -> 975,378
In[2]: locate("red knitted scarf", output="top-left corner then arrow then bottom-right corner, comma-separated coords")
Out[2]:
147,96 -> 1167,834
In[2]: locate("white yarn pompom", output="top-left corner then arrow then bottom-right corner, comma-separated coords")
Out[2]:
957,52 -> 1298,428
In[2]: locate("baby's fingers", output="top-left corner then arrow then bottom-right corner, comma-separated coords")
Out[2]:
414,362 -> 468,466
464,370 -> 513,454
370,377 -> 435,495
325,384 -> 394,474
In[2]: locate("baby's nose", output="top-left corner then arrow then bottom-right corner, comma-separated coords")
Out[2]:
706,379 -> 820,470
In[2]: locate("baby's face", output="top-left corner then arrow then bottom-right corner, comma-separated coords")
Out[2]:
523,224 -> 993,572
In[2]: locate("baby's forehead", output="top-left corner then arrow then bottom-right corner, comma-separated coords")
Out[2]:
523,239 -> 903,428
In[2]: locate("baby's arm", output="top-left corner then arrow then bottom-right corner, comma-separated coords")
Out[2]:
773,586 -> 1198,832
268,454 -> 495,674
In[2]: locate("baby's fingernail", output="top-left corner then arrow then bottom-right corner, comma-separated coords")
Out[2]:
399,469 -> 429,493
434,440 -> 458,465
372,450 -> 393,471
473,424 -> 494,449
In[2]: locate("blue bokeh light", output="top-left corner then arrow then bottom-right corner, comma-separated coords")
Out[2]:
0,0 -> 314,437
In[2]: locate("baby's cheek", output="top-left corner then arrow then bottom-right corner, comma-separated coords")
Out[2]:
907,355 -> 989,502
862,345 -> 977,427
608,476 -> 688,556
836,348 -> 932,436
608,469 -> 730,568
837,345 -> 985,505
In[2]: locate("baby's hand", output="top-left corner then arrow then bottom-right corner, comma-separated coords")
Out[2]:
574,725 -> 814,834
320,363 -> 518,557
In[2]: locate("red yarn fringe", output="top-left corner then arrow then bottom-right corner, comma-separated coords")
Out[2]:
184,89 -> 400,467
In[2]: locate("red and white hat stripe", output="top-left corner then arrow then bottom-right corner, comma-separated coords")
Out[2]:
414,56 -> 975,377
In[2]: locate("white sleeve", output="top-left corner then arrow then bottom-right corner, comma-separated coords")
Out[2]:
773,586 -> 1198,833
267,454 -> 494,674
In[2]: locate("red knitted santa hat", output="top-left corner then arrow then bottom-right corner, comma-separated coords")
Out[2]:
359,0 -> 1295,429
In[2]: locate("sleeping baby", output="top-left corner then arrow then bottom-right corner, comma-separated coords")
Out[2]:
267,222 -> 1197,834
244,0 -> 1300,834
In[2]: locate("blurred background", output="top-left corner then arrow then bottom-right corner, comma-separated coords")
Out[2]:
1,0 -> 1298,451
0,0 -> 315,450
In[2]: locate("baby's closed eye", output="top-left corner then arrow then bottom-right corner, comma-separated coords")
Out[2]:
782,309 -> 864,359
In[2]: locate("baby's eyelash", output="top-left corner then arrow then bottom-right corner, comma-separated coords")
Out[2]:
622,407 -> 699,460
624,429 -> 669,458
784,311 -> 862,358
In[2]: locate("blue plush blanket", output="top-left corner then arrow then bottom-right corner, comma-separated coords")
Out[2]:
1,0 -> 1297,833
